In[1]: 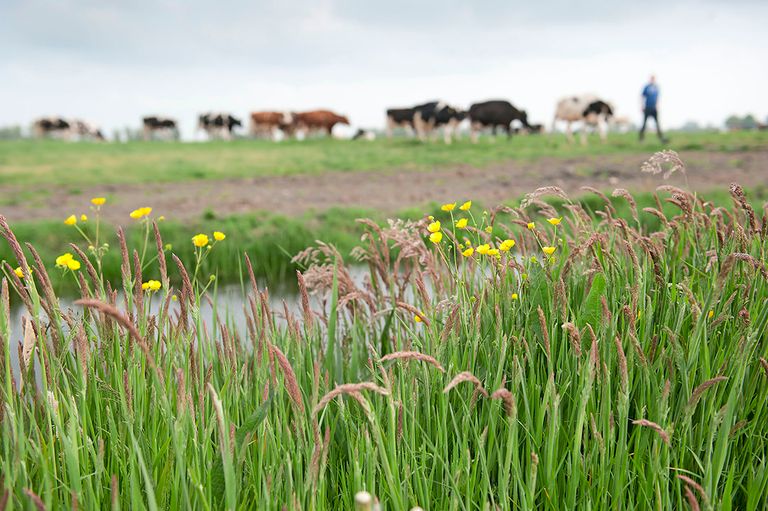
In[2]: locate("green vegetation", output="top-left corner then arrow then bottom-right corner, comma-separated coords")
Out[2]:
1,131 -> 766,186
1,184 -> 767,509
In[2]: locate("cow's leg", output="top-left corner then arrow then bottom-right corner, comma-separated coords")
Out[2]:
470,122 -> 480,143
444,120 -> 456,144
565,122 -> 574,143
580,124 -> 588,146
143,126 -> 151,141
505,124 -> 512,140
599,120 -> 608,143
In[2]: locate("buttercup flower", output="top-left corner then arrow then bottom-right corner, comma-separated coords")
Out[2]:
462,247 -> 474,257
427,220 -> 441,233
459,200 -> 472,211
130,207 -> 152,219
542,246 -> 556,256
527,222 -> 535,230
64,215 -> 77,226
91,197 -> 106,206
429,231 -> 443,244
476,244 -> 491,255
499,239 -> 516,252
56,253 -> 74,267
547,217 -> 562,226
455,218 -> 468,229
141,280 -> 162,292
414,314 -> 423,323
214,231 -> 226,241
14,267 -> 26,278
487,248 -> 500,257
66,259 -> 81,271
529,256 -> 538,263
80,214 -> 88,222
192,234 -> 210,248
511,293 -> 519,300
484,226 -> 493,233
708,310 -> 714,319
441,202 -> 456,211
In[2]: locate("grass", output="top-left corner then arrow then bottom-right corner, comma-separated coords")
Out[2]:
0,131 -> 766,187
3,187 -> 767,296
1,182 -> 767,509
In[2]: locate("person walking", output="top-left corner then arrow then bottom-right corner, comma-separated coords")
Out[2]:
639,75 -> 668,143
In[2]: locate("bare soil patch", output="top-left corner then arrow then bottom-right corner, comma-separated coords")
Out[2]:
3,149 -> 766,223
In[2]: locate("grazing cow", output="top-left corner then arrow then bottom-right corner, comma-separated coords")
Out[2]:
32,117 -> 71,138
142,116 -> 178,140
385,107 -> 419,138
412,101 -> 466,144
198,112 -> 242,140
552,94 -> 614,144
69,119 -> 105,141
352,129 -> 376,141
293,110 -> 349,137
468,100 -> 534,142
250,111 -> 295,139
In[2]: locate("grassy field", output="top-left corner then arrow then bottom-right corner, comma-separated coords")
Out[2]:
1,131 -> 767,187
1,184 -> 767,509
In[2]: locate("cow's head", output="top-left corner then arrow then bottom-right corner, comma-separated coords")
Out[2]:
198,114 -> 210,128
229,116 -> 243,128
338,115 -> 350,126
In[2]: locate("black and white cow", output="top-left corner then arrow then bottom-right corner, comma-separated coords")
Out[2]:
70,119 -> 105,141
198,112 -> 242,140
142,116 -> 179,140
468,100 -> 534,142
32,117 -> 71,138
412,101 -> 466,144
385,107 -> 419,138
552,94 -> 614,144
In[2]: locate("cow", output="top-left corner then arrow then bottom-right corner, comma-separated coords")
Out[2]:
412,101 -> 466,144
293,110 -> 349,137
198,112 -> 242,140
250,111 -> 295,139
69,119 -> 105,141
32,117 -> 71,138
552,94 -> 614,144
142,116 -> 178,141
468,100 -> 534,142
385,107 -> 419,138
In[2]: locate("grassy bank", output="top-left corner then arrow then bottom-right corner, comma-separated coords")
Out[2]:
1,183 -> 767,509
2,187 -> 766,296
1,131 -> 766,187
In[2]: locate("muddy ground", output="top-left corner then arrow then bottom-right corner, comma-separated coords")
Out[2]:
2,149 -> 766,223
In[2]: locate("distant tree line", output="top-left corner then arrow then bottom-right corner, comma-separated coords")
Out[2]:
725,114 -> 767,131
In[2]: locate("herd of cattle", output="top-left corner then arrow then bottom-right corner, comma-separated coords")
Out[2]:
32,93 -> 621,144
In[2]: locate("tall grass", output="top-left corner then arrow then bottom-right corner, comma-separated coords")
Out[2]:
1,179 -> 767,509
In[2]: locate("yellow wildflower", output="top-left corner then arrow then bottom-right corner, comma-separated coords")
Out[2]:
455,218 -> 468,229
158,215 -> 166,222
527,222 -> 535,230
55,253 -> 74,267
171,295 -> 178,302
80,214 -> 88,222
708,310 -> 714,319
459,200 -> 472,211
511,293 -> 519,300
542,246 -> 556,256
427,220 -> 441,233
429,231 -> 443,244
142,280 -> 161,292
414,314 -> 423,323
214,231 -> 226,241
485,226 -> 493,233
64,215 -> 77,226
547,217 -> 562,226
91,197 -> 106,206
130,207 -> 152,219
529,256 -> 538,264
192,234 -> 209,248
441,202 -> 456,212
14,267 -> 24,278
462,247 -> 474,257
499,239 -> 516,252
66,259 -> 81,271
487,248 -> 500,257
476,244 -> 491,255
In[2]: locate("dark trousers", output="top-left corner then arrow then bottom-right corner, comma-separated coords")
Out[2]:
639,107 -> 664,141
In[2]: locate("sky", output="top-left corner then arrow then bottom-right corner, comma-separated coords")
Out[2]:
1,0 -> 767,139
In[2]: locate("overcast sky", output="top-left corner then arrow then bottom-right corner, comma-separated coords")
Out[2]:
1,0 -> 766,138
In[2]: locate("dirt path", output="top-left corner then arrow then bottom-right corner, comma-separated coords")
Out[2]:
2,149 -> 766,223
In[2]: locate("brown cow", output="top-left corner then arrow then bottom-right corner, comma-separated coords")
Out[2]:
293,110 -> 349,137
250,111 -> 295,138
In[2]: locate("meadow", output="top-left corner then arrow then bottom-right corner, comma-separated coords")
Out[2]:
1,131 -> 766,187
1,175 -> 768,509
